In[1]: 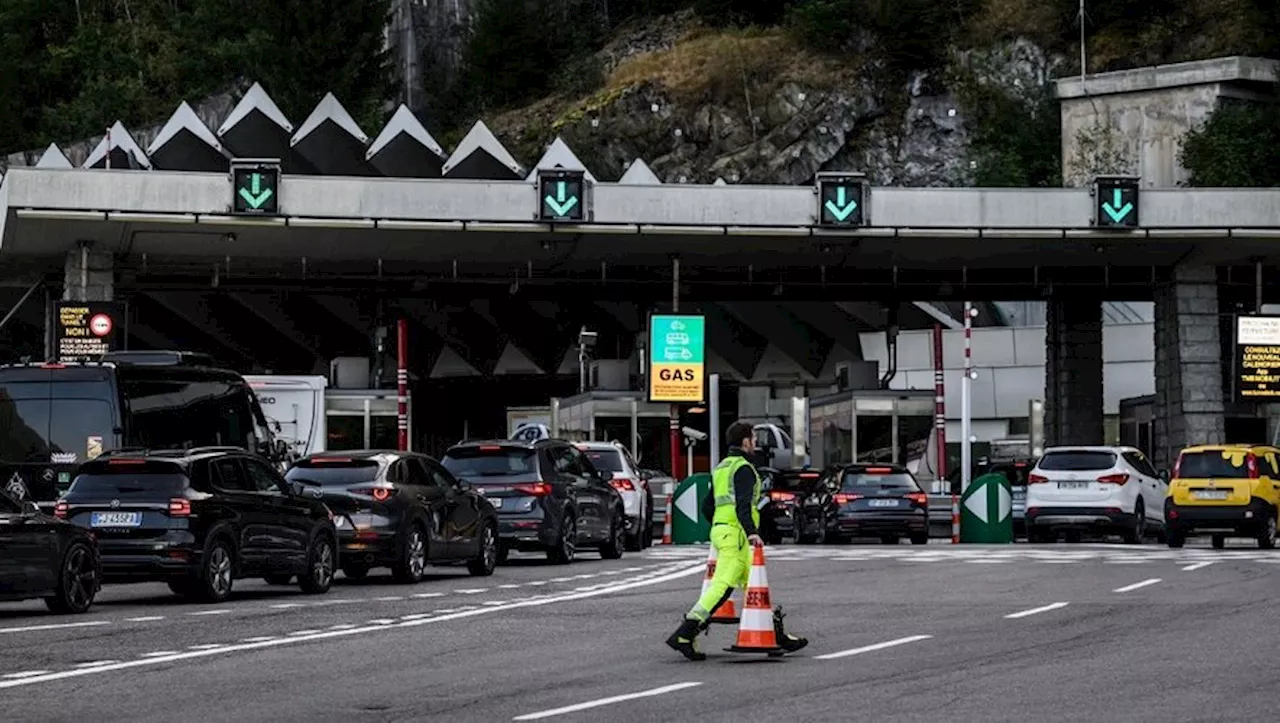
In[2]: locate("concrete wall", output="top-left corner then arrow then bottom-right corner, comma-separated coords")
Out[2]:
1055,56 -> 1280,188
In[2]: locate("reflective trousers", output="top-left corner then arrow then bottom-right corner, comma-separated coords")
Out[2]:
686,524 -> 749,621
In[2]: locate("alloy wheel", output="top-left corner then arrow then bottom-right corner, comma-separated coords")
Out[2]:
408,530 -> 427,577
209,546 -> 232,597
562,517 -> 576,561
64,546 -> 95,610
482,526 -> 497,571
313,540 -> 334,588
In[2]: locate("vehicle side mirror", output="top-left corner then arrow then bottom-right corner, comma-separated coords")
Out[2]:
456,479 -> 472,493
21,501 -> 39,515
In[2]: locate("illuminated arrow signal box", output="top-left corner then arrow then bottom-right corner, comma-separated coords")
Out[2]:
1093,175 -> 1140,228
230,158 -> 281,215
537,169 -> 588,222
816,172 -> 869,227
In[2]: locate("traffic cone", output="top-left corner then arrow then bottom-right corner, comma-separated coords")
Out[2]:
724,545 -> 785,654
701,545 -> 739,624
660,492 -> 673,545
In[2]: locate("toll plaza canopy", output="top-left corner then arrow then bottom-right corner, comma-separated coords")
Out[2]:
5,81 -> 1280,274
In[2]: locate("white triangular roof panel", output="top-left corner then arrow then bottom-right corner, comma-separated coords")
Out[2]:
524,136 -> 596,183
217,82 -> 294,135
713,177 -> 727,186
291,92 -> 369,145
618,158 -> 661,184
493,343 -> 544,375
442,120 -> 523,175
557,348 -> 579,375
366,105 -> 446,160
147,101 -> 224,155
82,121 -> 152,169
35,143 -> 72,168
430,347 -> 481,378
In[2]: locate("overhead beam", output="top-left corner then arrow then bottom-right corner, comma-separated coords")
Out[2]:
400,300 -> 507,377
696,303 -> 767,379
226,291 -> 327,367
716,302 -> 832,378
911,301 -> 963,330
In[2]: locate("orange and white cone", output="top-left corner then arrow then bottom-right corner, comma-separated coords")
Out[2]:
725,544 -> 785,654
660,492 -> 673,545
701,544 -> 739,624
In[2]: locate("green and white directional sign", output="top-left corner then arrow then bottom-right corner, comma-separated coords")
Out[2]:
816,173 -> 868,227
231,161 -> 280,215
538,170 -> 586,222
648,313 -> 706,403
1094,175 -> 1139,228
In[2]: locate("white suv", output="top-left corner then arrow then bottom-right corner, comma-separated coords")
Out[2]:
574,442 -> 653,550
1025,446 -> 1167,543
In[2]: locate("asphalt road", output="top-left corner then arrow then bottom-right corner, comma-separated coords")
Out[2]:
2,540 -> 1277,722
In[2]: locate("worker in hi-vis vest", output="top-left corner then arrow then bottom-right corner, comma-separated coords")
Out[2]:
665,420 -> 808,660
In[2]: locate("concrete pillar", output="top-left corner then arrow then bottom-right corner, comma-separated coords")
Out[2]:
1152,264 -> 1226,471
62,245 -> 114,301
1044,299 -> 1104,446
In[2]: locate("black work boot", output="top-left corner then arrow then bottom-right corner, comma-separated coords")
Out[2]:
773,606 -> 808,653
665,618 -> 707,661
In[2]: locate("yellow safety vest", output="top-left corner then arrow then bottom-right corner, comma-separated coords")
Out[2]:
710,455 -> 761,530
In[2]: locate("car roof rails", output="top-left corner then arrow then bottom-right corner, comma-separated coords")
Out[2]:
101,350 -> 217,367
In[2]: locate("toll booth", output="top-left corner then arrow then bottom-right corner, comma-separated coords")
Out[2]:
325,388 -> 412,451
808,389 -> 935,474
549,392 -> 671,468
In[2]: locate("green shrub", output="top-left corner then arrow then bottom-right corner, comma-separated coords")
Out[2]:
1181,99 -> 1280,186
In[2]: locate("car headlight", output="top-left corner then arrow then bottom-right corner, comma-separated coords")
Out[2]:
334,515 -> 351,529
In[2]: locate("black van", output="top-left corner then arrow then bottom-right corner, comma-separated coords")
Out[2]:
0,350 -> 288,506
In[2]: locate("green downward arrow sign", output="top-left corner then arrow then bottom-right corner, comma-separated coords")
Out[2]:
1101,188 -> 1132,223
824,186 -> 858,221
544,181 -> 579,217
238,173 -> 274,209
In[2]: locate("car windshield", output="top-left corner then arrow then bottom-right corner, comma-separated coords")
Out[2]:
1177,452 -> 1250,479
841,469 -> 919,491
580,450 -> 624,473
285,459 -> 379,485
1038,451 -> 1116,471
442,447 -> 537,477
67,472 -> 189,499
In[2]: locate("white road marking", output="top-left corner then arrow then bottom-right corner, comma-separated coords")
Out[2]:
329,624 -> 357,630
287,630 -> 322,637
269,603 -> 303,610
72,661 -> 118,668
1004,602 -> 1070,619
965,559 -> 1011,564
239,637 -> 276,643
528,581 -> 548,586
401,614 -> 432,621
368,619 -> 395,625
140,651 -> 179,658
315,599 -> 359,606
188,609 -> 231,616
0,562 -> 706,690
1182,561 -> 1215,571
125,616 -> 165,622
412,592 -> 445,599
814,635 -> 934,660
601,570 -> 623,575
2,671 -> 51,679
188,644 -> 225,650
481,601 -> 507,606
1113,578 -> 1162,593
455,589 -> 487,594
512,682 -> 703,721
498,584 -> 522,589
550,577 -> 573,582
374,596 -> 404,602
0,621 -> 109,635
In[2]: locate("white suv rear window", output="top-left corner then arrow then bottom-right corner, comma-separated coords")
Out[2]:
1038,451 -> 1116,471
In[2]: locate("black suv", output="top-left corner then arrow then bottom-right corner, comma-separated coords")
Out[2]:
285,450 -> 499,582
441,439 -> 627,564
56,447 -> 338,603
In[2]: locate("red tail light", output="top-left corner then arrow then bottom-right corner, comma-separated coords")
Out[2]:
108,458 -> 146,465
513,482 -> 553,496
799,472 -> 819,479
479,445 -> 502,451
610,478 -> 635,492
40,363 -> 66,369
834,493 -> 862,504
54,501 -> 68,518
310,457 -> 353,464
1097,473 -> 1129,485
168,498 -> 191,517
353,487 -> 394,501
769,491 -> 796,502
1028,473 -> 1049,484
1247,454 -> 1260,479
906,492 -> 928,505
864,467 -> 894,474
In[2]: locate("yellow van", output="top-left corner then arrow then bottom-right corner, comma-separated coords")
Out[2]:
1165,445 -> 1280,549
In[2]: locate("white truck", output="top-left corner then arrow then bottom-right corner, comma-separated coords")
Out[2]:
244,375 -> 328,460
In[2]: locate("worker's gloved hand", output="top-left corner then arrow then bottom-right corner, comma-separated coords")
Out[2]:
747,534 -> 764,548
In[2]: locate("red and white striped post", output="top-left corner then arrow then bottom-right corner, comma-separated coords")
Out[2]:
956,302 -> 975,543
932,323 -> 955,543
396,318 -> 409,451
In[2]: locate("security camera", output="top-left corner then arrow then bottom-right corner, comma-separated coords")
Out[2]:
578,327 -> 598,349
682,426 -> 707,442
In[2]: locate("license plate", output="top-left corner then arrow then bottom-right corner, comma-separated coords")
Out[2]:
1193,490 -> 1229,500
868,499 -> 899,508
91,511 -> 141,527
1057,482 -> 1089,490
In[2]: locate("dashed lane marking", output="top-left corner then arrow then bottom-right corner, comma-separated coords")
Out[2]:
374,596 -> 404,602
287,630 -> 322,637
814,635 -> 934,661
1113,578 -> 1162,593
1,671 -> 52,679
269,603 -> 304,609
412,592 -> 445,598
1182,561 -> 1215,571
72,661 -> 118,668
125,616 -> 165,623
513,682 -> 704,721
188,644 -> 225,650
0,562 -> 706,690
328,624 -> 357,630
455,589 -> 487,594
0,621 -> 109,635
1004,602 -> 1070,619
187,609 -> 231,616
239,637 -> 276,643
